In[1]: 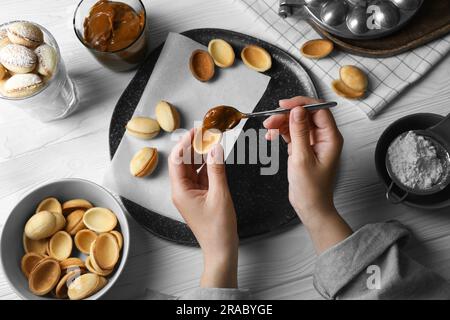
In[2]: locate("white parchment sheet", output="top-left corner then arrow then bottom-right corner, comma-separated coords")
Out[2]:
103,33 -> 271,222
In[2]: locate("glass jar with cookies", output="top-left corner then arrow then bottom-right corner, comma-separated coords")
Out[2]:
0,21 -> 79,122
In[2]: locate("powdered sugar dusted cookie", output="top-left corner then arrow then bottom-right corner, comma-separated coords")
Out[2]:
0,44 -> 37,74
35,44 -> 57,77
3,73 -> 43,98
0,63 -> 7,80
7,22 -> 43,48
0,28 -> 11,49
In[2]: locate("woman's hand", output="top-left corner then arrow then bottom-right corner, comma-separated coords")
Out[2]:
264,96 -> 352,253
168,129 -> 238,288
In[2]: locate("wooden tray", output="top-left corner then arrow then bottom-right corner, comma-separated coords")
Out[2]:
109,28 -> 317,246
310,0 -> 450,58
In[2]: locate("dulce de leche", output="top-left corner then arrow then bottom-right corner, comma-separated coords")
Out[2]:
83,0 -> 145,52
203,106 -> 243,132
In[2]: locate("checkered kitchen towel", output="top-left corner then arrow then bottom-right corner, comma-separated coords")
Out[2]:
234,0 -> 450,119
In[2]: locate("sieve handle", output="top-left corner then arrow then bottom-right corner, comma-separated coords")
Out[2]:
386,181 -> 409,204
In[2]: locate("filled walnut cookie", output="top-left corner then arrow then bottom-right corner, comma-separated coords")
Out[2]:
0,63 -> 7,80
24,211 -> 57,240
2,73 -> 43,98
0,29 -> 11,49
35,44 -> 57,77
126,116 -> 160,140
7,21 -> 43,48
129,147 -> 159,177
0,44 -> 37,74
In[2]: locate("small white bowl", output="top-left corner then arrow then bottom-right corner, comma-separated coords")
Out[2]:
0,178 -> 130,300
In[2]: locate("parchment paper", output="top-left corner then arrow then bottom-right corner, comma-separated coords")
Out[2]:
103,33 -> 270,222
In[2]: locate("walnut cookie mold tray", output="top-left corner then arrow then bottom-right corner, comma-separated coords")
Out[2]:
310,0 -> 450,58
109,28 -> 318,246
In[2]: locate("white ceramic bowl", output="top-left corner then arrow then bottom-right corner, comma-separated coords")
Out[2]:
0,178 -> 130,300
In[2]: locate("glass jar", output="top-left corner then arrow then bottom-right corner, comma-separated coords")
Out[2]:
73,0 -> 149,72
0,21 -> 79,122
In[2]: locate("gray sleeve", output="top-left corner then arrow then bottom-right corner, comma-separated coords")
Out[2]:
143,288 -> 251,300
313,221 -> 450,300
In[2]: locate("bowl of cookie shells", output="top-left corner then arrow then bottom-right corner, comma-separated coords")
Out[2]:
0,178 -> 130,300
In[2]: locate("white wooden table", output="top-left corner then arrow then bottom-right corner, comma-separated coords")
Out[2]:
1,0 -> 450,300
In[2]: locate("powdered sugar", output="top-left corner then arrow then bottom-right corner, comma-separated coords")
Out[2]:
7,21 -> 43,45
0,44 -> 37,68
35,44 -> 57,76
4,73 -> 42,92
0,28 -> 7,40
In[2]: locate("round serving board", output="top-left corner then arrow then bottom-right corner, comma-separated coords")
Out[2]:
109,28 -> 317,246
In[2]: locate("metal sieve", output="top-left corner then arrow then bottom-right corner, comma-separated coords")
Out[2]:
385,114 -> 450,203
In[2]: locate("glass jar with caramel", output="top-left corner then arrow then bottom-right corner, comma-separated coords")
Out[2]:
73,0 -> 149,72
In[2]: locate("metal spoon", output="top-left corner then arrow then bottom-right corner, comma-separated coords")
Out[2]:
244,101 -> 337,117
202,101 -> 337,132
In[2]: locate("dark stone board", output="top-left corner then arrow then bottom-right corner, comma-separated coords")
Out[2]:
109,28 -> 318,246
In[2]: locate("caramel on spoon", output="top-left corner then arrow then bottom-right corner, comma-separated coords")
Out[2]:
202,101 -> 338,132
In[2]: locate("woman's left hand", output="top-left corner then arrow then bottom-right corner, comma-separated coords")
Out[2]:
168,129 -> 239,288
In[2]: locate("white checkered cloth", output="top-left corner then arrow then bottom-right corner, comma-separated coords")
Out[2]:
235,0 -> 450,119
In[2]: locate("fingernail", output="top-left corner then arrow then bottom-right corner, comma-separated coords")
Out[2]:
294,107 -> 302,122
212,144 -> 224,164
210,144 -> 216,158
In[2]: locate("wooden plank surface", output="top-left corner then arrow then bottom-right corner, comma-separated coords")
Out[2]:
0,0 -> 450,300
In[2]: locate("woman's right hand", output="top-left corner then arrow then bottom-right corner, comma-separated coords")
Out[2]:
264,96 -> 352,253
